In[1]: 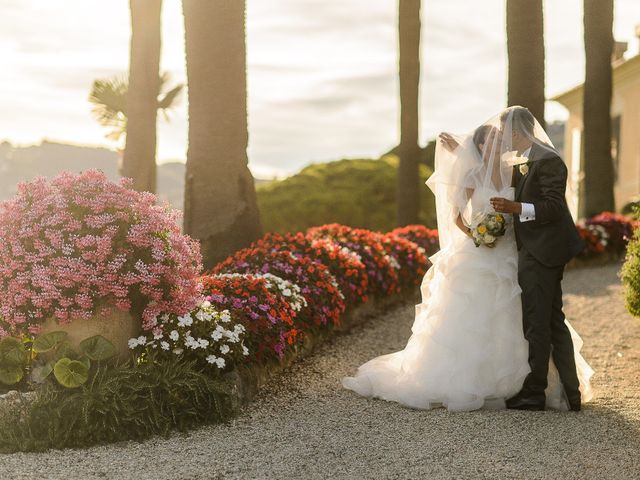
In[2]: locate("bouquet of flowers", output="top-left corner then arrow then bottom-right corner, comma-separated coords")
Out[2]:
470,213 -> 508,248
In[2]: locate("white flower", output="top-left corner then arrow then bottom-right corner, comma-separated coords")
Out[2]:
177,313 -> 193,327
198,338 -> 210,348
201,300 -> 211,308
484,234 -> 496,243
160,314 -> 170,322
234,324 -> 246,333
220,344 -> 230,354
282,288 -> 292,297
160,341 -> 170,350
206,354 -> 217,364
169,330 -> 179,341
502,150 -> 528,167
173,348 -> 184,355
220,311 -> 232,323
519,163 -> 529,176
242,345 -> 249,356
211,330 -> 223,341
215,357 -> 226,369
137,335 -> 147,346
128,338 -> 138,349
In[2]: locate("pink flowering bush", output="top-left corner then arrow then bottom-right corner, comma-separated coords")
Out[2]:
0,170 -> 203,337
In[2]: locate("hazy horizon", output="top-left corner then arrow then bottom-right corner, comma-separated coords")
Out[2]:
1,0 -> 639,178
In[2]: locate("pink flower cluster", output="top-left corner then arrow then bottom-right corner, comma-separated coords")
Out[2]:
0,170 -> 203,337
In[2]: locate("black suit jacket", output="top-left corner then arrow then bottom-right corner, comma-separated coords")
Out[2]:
513,143 -> 584,267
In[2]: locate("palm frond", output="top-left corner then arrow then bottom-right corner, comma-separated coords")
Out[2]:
88,76 -> 129,142
157,84 -> 184,111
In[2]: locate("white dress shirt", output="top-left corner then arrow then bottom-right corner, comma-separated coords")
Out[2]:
519,146 -> 535,223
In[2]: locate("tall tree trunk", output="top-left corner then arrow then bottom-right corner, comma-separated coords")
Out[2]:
123,0 -> 162,193
506,0 -> 546,128
582,0 -> 615,216
182,0 -> 262,269
397,0 -> 421,227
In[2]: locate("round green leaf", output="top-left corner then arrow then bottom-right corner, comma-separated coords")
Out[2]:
33,331 -> 68,353
0,365 -> 24,385
79,335 -> 116,361
0,337 -> 28,366
53,358 -> 89,388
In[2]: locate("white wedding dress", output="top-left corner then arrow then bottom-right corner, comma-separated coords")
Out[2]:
342,185 -> 594,412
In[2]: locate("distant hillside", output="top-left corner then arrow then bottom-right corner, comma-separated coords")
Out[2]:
256,156 -> 436,234
0,140 -> 268,211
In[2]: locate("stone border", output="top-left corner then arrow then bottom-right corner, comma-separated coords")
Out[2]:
222,287 -> 421,406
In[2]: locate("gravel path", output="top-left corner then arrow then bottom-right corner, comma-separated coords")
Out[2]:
1,262 -> 639,479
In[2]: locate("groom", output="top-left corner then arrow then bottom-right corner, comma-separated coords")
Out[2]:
490,106 -> 585,411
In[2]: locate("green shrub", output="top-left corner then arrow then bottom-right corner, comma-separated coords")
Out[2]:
256,156 -> 436,234
0,356 -> 237,452
622,214 -> 640,317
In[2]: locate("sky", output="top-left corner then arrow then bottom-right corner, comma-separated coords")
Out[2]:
0,0 -> 639,178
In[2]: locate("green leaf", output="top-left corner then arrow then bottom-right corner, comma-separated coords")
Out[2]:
54,340 -> 77,361
0,365 -> 23,385
79,335 -> 116,361
53,358 -> 89,388
78,356 -> 91,371
0,337 -> 28,366
31,362 -> 54,383
32,331 -> 68,353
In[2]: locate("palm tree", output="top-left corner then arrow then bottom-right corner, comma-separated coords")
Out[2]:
121,0 -> 163,193
506,0 -> 546,127
582,0 -> 615,216
88,73 -> 183,172
182,0 -> 262,269
89,73 -> 182,144
397,0 -> 422,227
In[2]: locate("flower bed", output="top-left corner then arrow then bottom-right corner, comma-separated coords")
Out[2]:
307,224 -> 401,296
0,170 -> 202,339
572,211 -> 639,267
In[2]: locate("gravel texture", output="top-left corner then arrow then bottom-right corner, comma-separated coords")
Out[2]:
0,262 -> 638,479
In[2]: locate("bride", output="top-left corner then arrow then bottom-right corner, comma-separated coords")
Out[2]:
342,109 -> 593,412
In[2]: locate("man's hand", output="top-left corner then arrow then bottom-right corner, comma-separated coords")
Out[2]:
490,197 -> 522,215
439,132 -> 459,153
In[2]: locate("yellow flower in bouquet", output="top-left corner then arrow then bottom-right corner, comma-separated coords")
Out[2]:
471,213 -> 509,248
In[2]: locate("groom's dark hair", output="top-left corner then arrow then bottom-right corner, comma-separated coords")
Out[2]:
501,106 -> 535,136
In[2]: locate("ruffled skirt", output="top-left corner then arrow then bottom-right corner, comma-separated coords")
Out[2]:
342,232 -> 593,411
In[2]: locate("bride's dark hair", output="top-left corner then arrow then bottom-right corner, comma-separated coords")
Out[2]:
472,125 -> 492,153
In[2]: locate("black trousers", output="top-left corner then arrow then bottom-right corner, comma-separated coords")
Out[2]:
518,246 -> 580,397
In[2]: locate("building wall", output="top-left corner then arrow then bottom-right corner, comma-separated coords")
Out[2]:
615,71 -> 640,209
555,56 -> 640,217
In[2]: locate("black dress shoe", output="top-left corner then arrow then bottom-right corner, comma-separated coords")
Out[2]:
506,391 -> 545,411
566,393 -> 581,412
